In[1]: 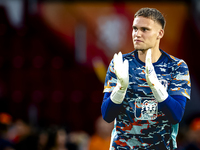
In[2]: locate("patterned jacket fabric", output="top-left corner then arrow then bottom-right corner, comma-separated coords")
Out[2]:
103,49 -> 191,150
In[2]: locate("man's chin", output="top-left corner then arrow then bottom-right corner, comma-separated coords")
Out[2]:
134,46 -> 150,51
134,46 -> 144,50
136,49 -> 145,51
135,49 -> 148,51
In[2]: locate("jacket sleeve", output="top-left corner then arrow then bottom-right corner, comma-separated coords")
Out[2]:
159,95 -> 187,124
101,92 -> 122,123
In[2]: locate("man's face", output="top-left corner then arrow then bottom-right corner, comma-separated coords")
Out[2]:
132,16 -> 163,50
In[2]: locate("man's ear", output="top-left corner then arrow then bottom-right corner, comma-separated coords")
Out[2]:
157,29 -> 164,39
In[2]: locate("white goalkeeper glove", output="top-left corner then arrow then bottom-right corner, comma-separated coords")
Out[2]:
110,52 -> 129,104
145,49 -> 168,102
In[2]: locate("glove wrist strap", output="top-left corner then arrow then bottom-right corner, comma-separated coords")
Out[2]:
110,84 -> 127,104
150,82 -> 168,102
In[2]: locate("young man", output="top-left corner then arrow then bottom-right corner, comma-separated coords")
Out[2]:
101,8 -> 191,150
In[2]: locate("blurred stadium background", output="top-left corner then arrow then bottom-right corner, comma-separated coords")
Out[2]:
0,0 -> 200,149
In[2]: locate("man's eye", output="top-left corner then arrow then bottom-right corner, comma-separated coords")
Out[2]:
133,27 -> 138,31
142,28 -> 148,32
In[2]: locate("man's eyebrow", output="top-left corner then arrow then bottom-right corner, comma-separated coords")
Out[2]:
141,27 -> 151,30
132,25 -> 150,30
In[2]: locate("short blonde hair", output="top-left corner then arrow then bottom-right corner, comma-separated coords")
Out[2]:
134,7 -> 166,29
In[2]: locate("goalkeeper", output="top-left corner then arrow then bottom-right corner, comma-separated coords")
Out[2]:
101,7 -> 191,150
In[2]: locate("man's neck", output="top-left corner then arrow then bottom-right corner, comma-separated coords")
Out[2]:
137,48 -> 162,63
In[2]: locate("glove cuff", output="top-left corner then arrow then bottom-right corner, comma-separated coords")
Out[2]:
110,84 -> 127,104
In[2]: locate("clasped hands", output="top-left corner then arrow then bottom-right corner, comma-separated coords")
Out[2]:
111,49 -> 168,104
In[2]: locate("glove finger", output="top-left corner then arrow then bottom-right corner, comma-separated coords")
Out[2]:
146,48 -> 152,60
124,59 -> 129,76
118,52 -> 123,68
114,52 -> 122,78
114,53 -> 120,70
145,49 -> 152,74
116,52 -> 123,72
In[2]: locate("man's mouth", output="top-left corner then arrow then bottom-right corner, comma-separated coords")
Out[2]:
134,39 -> 143,43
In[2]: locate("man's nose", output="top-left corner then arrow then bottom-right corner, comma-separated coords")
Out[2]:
136,30 -> 142,36
135,30 -> 142,37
